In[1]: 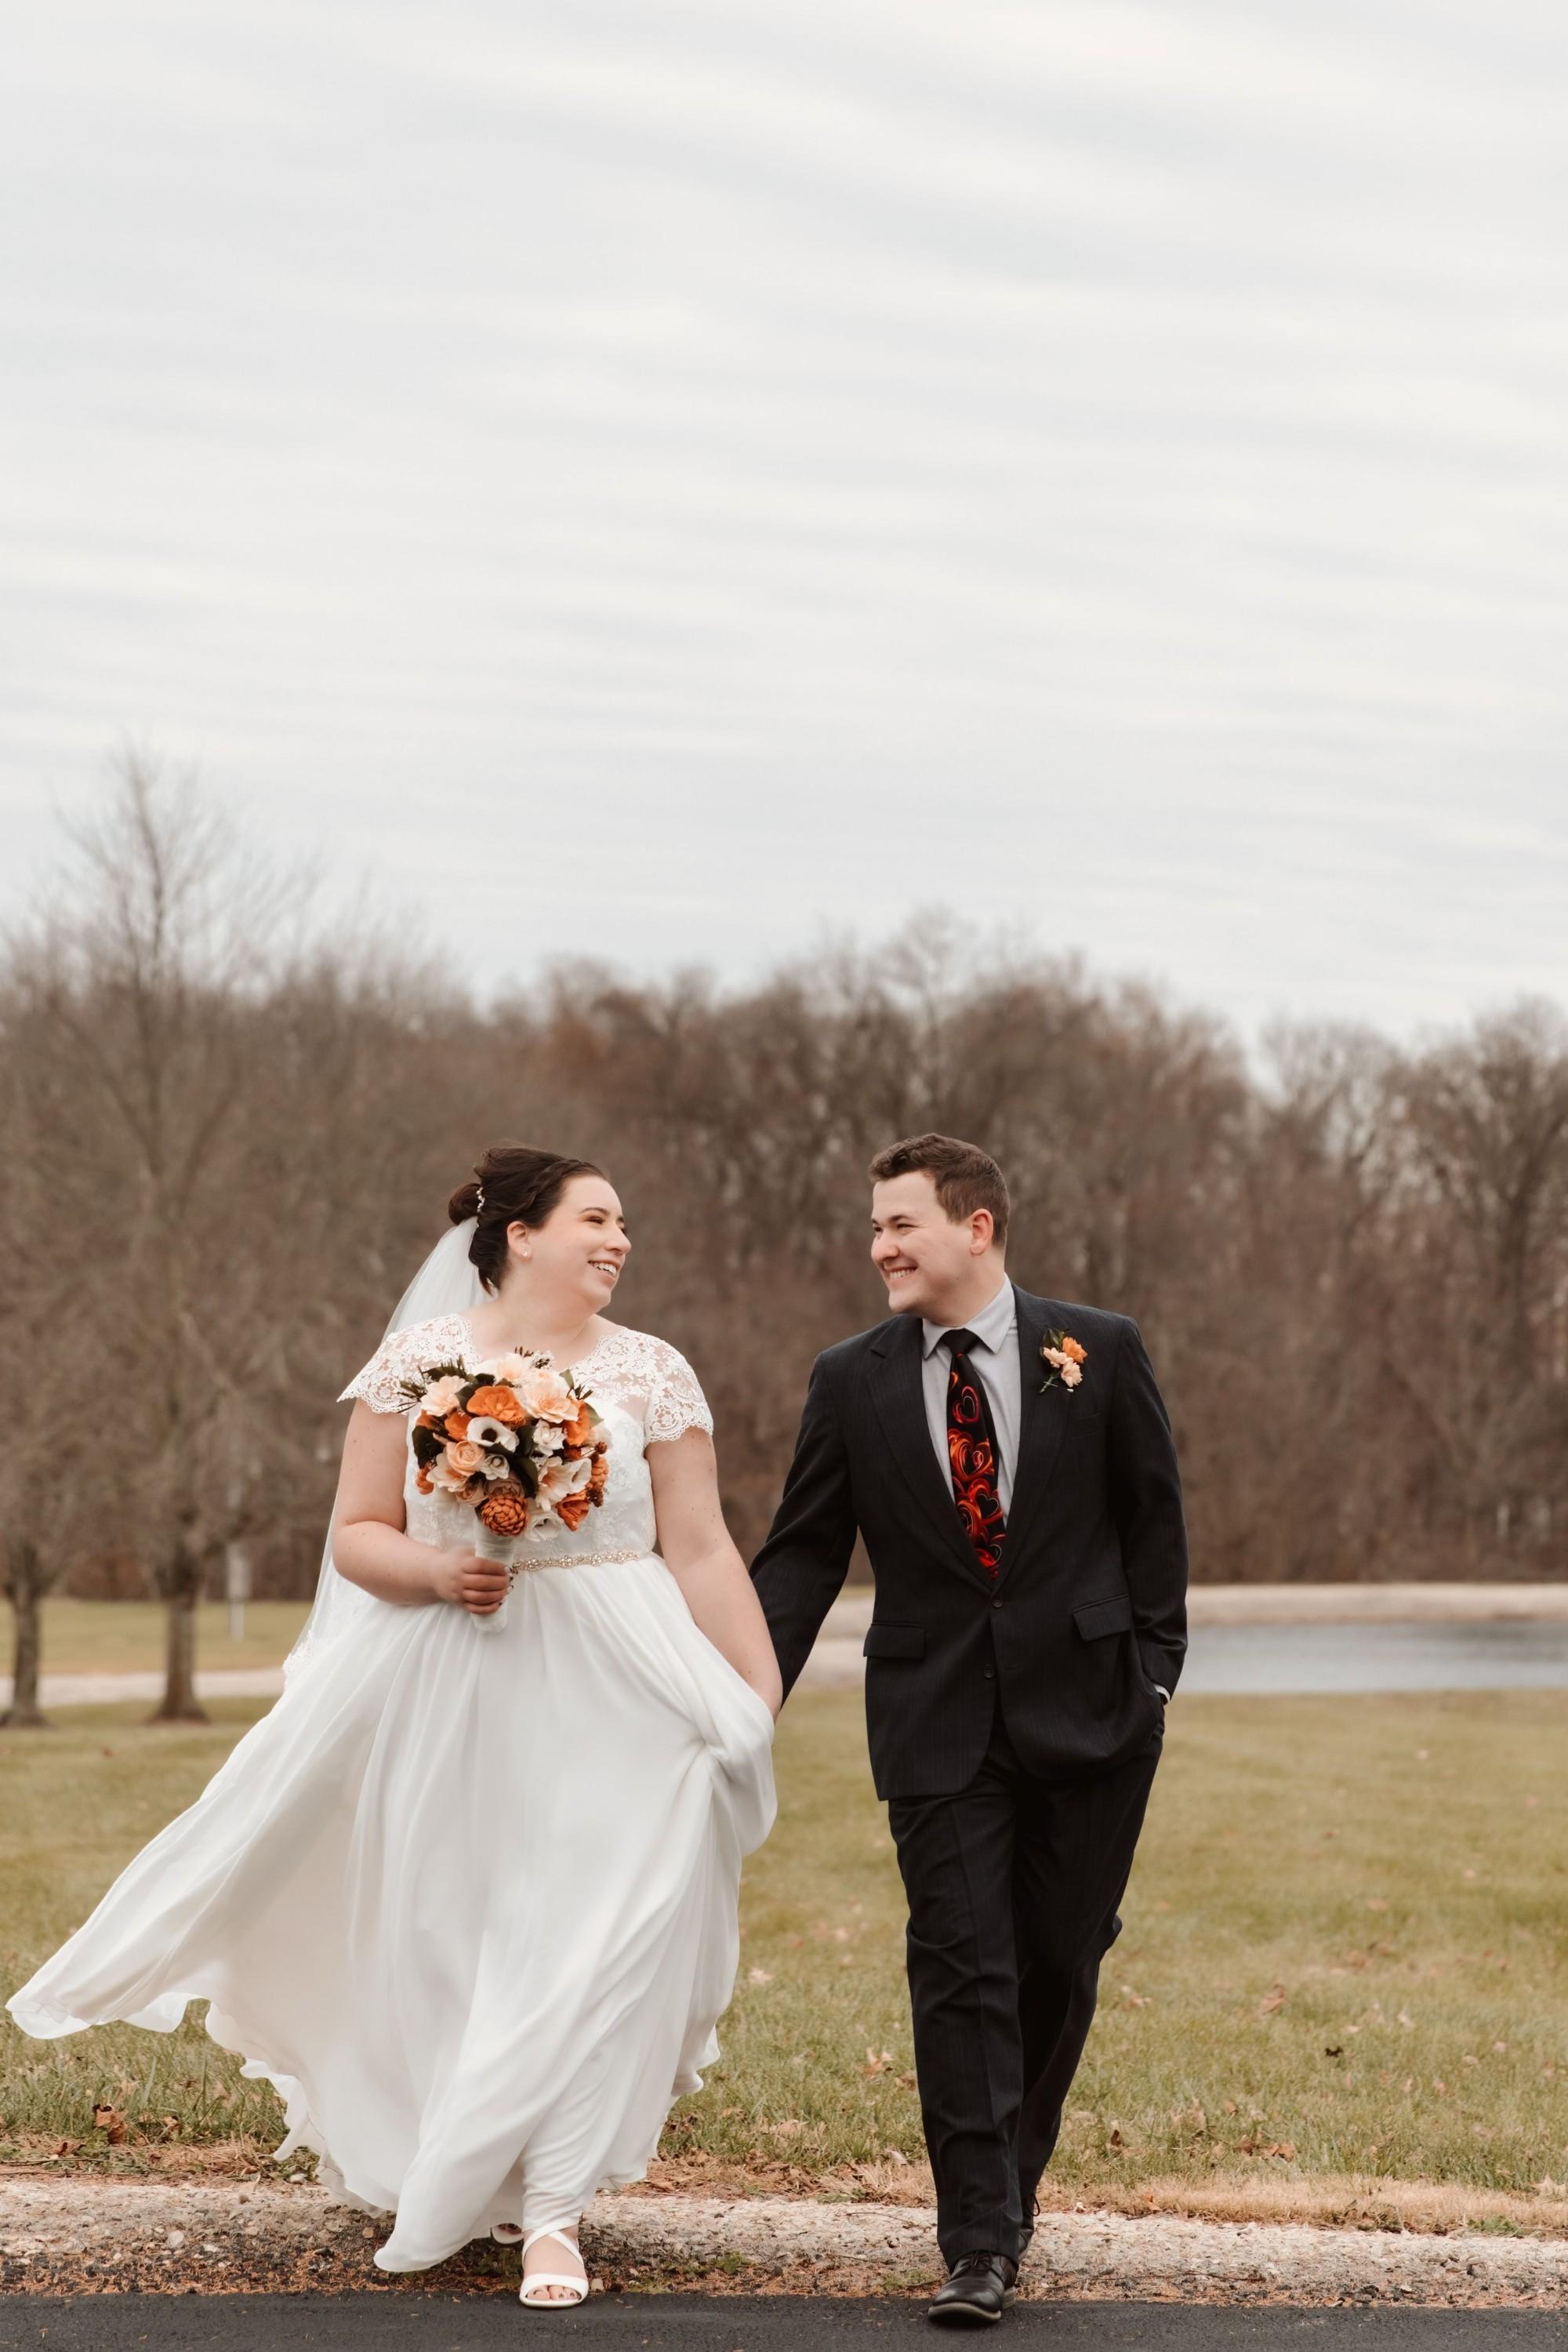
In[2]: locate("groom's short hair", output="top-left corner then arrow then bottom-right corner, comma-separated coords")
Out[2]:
867,1132 -> 1010,1250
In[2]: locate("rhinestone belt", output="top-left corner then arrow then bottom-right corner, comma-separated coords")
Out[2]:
509,1545 -> 648,1577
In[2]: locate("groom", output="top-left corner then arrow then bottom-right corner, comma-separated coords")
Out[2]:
752,1134 -> 1186,2327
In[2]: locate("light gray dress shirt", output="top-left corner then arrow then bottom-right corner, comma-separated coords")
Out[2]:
920,1278 -> 1021,1510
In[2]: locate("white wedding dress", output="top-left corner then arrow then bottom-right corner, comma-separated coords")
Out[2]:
8,1315 -> 776,2271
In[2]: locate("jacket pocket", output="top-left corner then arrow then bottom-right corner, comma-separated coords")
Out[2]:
1073,1592 -> 1134,1642
862,1623 -> 927,1660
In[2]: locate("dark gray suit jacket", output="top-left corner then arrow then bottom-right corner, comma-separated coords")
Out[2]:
750,1285 -> 1188,1799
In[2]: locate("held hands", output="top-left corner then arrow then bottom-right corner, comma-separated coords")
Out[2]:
430,1547 -> 512,1617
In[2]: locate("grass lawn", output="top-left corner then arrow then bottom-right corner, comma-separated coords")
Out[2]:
16,1599 -> 311,1679
2,1690 -> 1566,2204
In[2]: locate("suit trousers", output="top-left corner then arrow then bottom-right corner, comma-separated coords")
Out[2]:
887,1702 -> 1163,2266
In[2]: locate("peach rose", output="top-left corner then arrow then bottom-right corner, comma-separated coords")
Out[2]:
429,1454 -> 471,1494
520,1366 -> 575,1424
466,1383 -> 528,1427
421,1374 -> 467,1420
1060,1359 -> 1083,1387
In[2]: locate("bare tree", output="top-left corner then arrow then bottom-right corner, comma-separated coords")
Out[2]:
8,757 -> 296,1717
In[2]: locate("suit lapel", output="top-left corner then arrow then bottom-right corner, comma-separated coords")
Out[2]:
1000,1287 -> 1073,1566
867,1316 -> 992,1589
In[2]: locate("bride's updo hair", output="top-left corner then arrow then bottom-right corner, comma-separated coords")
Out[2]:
448,1143 -> 607,1291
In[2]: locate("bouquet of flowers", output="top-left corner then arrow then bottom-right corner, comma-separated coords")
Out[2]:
399,1352 -> 612,1632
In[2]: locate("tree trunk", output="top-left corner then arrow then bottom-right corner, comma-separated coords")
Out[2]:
149,1544 -> 209,1723
1,1558 -> 50,1730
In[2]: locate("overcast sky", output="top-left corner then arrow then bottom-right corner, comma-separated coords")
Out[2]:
4,0 -> 1566,1040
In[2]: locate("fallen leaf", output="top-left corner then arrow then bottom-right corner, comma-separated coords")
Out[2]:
1265,2141 -> 1297,2162
896,2072 -> 919,2090
862,2048 -> 895,2077
1397,2010 -> 1414,2029
1323,2046 -> 1344,2059
1366,1898 -> 1389,1913
91,2103 -> 127,2145
1258,1986 -> 1287,2016
746,1968 -> 773,1986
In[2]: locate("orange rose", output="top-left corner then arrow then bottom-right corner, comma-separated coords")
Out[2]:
444,1410 -> 472,1440
562,1400 -> 594,1450
1062,1336 -> 1087,1365
588,1451 -> 609,1500
415,1468 -> 434,1494
556,1489 -> 593,1532
478,1479 -> 530,1538
466,1384 -> 527,1426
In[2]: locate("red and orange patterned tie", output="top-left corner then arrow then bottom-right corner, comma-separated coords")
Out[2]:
942,1328 -> 1007,1576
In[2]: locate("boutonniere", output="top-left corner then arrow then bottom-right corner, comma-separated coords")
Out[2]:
1040,1330 -> 1087,1394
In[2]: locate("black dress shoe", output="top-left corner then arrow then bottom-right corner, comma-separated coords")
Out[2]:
927,2250 -> 1019,2326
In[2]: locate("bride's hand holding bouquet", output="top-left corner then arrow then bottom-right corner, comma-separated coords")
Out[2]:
400,1352 -> 612,1632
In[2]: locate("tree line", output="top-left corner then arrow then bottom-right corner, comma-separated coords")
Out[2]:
2,760 -> 1566,1723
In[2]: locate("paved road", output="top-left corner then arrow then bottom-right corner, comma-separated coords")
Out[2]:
2,2301 -> 1566,2350
16,1606 -> 1568,1711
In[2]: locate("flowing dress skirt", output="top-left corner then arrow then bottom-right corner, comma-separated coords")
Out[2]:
9,1555 -> 776,2270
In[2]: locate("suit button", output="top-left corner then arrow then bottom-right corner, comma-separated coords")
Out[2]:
982,1664 -> 995,1679
991,1597 -> 1003,1610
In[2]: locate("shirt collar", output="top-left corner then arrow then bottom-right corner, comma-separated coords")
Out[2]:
922,1277 -> 1016,1359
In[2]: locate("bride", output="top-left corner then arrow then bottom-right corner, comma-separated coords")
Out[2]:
9,1145 -> 780,2308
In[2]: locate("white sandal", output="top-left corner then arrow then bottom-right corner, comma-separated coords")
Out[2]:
517,2223 -> 588,2309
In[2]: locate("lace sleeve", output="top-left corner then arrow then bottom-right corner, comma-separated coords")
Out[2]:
643,1340 -> 714,1446
339,1316 -> 468,1415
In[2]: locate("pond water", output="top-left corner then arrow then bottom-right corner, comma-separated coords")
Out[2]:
1180,1619 -> 1568,1693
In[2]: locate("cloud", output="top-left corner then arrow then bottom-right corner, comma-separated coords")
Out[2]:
2,0 -> 1565,1036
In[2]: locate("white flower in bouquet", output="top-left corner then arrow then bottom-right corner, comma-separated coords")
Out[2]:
535,1454 -> 593,1510
466,1414 -> 520,1453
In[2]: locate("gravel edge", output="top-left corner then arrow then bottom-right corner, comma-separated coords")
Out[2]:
3,2180 -> 1566,2306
